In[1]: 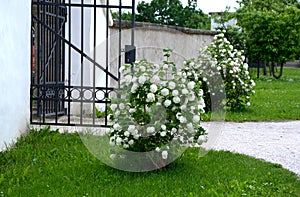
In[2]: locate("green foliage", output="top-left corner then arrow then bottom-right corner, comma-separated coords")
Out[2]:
135,0 -> 211,30
0,129 -> 299,196
95,106 -> 113,118
225,68 -> 300,121
111,10 -> 133,21
235,0 -> 300,64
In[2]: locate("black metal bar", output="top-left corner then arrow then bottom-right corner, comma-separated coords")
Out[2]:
55,0 -> 59,123
33,14 -> 119,81
80,0 -> 84,125
61,0 -> 66,117
42,0 -> 46,123
36,1 -> 41,119
118,0 -> 122,89
92,0 -> 97,125
131,0 -> 135,46
30,122 -> 111,128
31,0 -> 135,127
67,2 -> 72,125
33,1 -> 133,9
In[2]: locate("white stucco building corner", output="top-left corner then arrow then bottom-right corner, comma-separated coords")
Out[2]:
0,0 -> 31,151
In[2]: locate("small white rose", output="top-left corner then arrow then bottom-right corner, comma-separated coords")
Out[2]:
197,135 -> 207,144
150,84 -> 158,93
124,75 -> 133,83
162,151 -> 168,160
146,93 -> 155,102
128,139 -> 134,145
147,127 -> 155,134
188,94 -> 195,101
172,90 -> 179,97
173,96 -> 181,104
193,115 -> 200,123
179,116 -> 187,123
150,75 -> 160,84
164,99 -> 172,107
131,83 -> 138,93
119,103 -> 125,110
155,147 -> 161,152
138,75 -> 146,84
187,123 -> 194,130
114,110 -> 120,116
180,105 -> 187,110
187,81 -> 195,90
198,89 -> 204,97
160,131 -> 167,137
124,131 -> 130,137
171,128 -> 177,133
168,81 -> 176,90
139,66 -> 146,72
129,108 -> 136,113
116,137 -> 122,145
110,104 -> 117,111
161,125 -> 166,130
161,88 -> 170,96
113,123 -> 121,131
123,144 -> 129,149
181,88 -> 189,95
128,125 -> 136,132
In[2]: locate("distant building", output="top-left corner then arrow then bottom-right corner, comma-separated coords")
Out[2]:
209,12 -> 237,31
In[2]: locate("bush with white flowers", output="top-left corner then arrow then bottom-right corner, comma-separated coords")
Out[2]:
187,29 -> 256,111
108,49 -> 207,162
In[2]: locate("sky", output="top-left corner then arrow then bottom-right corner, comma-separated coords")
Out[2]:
110,0 -> 239,14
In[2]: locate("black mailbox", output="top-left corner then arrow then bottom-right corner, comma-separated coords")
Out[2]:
125,45 -> 136,64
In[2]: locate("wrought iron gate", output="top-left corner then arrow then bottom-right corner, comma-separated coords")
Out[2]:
31,0 -> 135,127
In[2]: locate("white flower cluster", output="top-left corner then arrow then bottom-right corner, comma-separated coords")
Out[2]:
186,29 -> 256,110
109,59 -> 207,160
209,30 -> 255,108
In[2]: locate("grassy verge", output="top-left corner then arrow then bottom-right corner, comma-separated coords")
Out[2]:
224,68 -> 300,121
0,128 -> 299,196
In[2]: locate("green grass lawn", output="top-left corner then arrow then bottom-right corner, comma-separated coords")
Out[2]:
0,128 -> 299,196
225,68 -> 300,121
1,68 -> 300,196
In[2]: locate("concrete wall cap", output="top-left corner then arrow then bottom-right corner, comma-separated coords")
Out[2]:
112,20 -> 217,35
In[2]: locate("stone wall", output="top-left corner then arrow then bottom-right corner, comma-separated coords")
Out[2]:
109,21 -> 216,68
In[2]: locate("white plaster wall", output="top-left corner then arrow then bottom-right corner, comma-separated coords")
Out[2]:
110,23 -> 215,71
0,0 -> 31,150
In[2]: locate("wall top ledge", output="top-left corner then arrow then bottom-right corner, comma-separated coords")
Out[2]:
112,20 -> 217,35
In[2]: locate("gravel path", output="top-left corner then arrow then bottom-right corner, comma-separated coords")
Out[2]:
202,121 -> 300,178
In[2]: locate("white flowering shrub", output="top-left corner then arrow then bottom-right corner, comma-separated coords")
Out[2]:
188,30 -> 256,111
183,51 -> 224,113
108,49 -> 207,164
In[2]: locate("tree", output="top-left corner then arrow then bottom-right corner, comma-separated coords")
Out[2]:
234,0 -> 300,78
111,0 -> 210,30
134,0 -> 210,30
